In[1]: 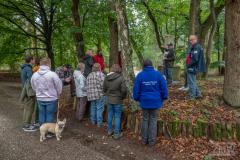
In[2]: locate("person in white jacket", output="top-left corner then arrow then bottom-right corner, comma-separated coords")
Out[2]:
73,63 -> 87,121
31,57 -> 62,125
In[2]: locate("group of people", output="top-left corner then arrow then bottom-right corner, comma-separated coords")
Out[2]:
20,35 -> 205,146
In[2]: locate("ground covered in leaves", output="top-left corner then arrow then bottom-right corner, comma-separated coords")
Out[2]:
160,76 -> 237,124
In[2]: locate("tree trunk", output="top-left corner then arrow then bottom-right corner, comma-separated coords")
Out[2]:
203,0 -> 217,77
130,36 -> 144,65
45,40 -> 55,70
142,1 -> 164,53
223,0 -> 240,107
189,0 -> 201,36
108,1 -> 119,68
71,0 -> 85,62
114,0 -> 138,112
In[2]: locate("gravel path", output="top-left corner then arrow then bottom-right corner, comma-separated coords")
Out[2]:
0,82 -> 165,160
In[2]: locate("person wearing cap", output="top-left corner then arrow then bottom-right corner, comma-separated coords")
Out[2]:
163,43 -> 175,86
133,59 -> 168,146
55,64 -> 75,96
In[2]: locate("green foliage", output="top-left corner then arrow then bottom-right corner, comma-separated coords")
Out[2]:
0,0 -> 225,71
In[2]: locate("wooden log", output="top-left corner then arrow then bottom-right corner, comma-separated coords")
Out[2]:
226,123 -> 233,140
169,121 -> 181,137
157,120 -> 164,136
236,123 -> 240,141
209,122 -> 222,140
184,121 -> 192,137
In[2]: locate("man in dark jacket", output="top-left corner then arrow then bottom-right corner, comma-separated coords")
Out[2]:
103,64 -> 127,139
83,49 -> 94,77
163,43 -> 175,86
56,64 -> 75,96
21,55 -> 34,87
133,59 -> 168,146
186,35 -> 206,99
20,55 -> 38,132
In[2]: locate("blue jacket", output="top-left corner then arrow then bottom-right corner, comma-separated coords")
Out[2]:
187,43 -> 206,74
133,66 -> 168,109
21,64 -> 33,87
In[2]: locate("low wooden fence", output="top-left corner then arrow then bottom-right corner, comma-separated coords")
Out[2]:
127,114 -> 240,141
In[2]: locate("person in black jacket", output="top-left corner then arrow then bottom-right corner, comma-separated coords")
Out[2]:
83,49 -> 94,77
186,35 -> 206,99
163,43 -> 175,86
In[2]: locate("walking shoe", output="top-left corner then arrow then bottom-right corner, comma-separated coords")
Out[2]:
182,87 -> 189,91
107,131 -> 113,136
141,140 -> 147,145
148,142 -> 156,146
196,95 -> 203,99
22,125 -> 30,131
23,125 -> 38,132
178,86 -> 185,90
46,133 -> 55,138
113,133 -> 123,140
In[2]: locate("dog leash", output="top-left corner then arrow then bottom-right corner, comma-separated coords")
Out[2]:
56,100 -> 60,120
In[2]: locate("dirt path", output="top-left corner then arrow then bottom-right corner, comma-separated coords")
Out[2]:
0,82 -> 165,160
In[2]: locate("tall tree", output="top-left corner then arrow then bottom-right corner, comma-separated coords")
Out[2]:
141,0 -> 164,53
108,1 -> 119,68
223,0 -> 240,107
0,0 -> 64,68
113,0 -> 138,112
71,0 -> 85,62
188,0 -> 224,76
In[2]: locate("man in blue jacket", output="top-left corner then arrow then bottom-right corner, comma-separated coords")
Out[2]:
133,59 -> 168,146
186,35 -> 206,99
21,55 -> 34,88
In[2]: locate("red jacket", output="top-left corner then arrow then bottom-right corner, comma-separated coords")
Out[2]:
93,54 -> 105,71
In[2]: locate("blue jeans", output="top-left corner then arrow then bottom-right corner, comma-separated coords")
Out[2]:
107,104 -> 122,135
90,97 -> 105,127
141,109 -> 158,144
164,67 -> 173,85
187,72 -> 201,98
37,100 -> 57,125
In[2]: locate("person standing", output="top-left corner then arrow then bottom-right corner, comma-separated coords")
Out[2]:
186,35 -> 206,99
20,55 -> 37,132
103,64 -> 127,139
163,43 -> 175,86
21,55 -> 34,88
93,48 -> 105,72
73,63 -> 87,121
133,59 -> 168,146
86,63 -> 105,127
56,64 -> 75,96
31,57 -> 62,125
83,49 -> 94,77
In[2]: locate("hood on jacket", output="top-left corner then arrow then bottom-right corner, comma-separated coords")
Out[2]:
106,72 -> 121,81
38,65 -> 50,75
21,64 -> 32,69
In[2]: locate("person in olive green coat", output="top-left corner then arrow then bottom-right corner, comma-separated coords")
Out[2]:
103,64 -> 127,139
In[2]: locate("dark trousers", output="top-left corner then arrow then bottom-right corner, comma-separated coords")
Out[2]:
141,109 -> 158,144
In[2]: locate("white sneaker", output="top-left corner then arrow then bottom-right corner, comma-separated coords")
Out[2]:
182,87 -> 189,91
178,86 -> 185,90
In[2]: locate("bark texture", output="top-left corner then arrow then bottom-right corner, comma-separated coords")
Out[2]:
108,1 -> 119,68
71,0 -> 85,62
114,0 -> 138,112
223,0 -> 240,107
